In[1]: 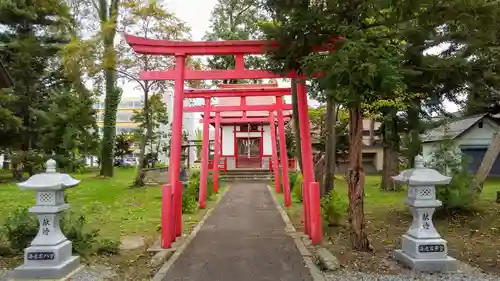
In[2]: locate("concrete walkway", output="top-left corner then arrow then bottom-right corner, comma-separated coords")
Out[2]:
161,182 -> 314,281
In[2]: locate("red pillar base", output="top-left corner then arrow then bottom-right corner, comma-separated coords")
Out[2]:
176,181 -> 183,237
309,182 -> 322,245
161,184 -> 173,248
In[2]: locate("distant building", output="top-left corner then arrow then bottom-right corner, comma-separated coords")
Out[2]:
92,91 -> 198,165
422,113 -> 500,176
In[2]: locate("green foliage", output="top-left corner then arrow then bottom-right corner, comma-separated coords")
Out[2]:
203,0 -> 265,84
61,213 -> 100,256
100,87 -> 122,177
2,208 -> 38,251
206,173 -> 215,201
292,173 -> 303,203
288,171 -> 299,191
96,238 -> 120,255
426,138 -> 475,211
1,209 -> 115,256
132,94 -> 169,166
321,190 -> 347,227
183,172 -> 200,214
115,132 -> 135,159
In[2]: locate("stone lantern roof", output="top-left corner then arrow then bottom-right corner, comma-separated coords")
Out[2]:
18,159 -> 80,191
392,155 -> 451,186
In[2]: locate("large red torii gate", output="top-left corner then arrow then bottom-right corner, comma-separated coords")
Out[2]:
125,34 -> 322,249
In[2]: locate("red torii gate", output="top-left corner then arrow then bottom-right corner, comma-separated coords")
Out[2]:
185,84 -> 293,211
125,34 -> 322,249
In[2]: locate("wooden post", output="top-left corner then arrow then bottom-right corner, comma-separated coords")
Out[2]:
161,184 -> 173,248
296,78 -> 315,235
276,96 -> 291,206
268,113 -> 282,193
167,54 -> 185,238
213,112 -> 221,193
309,182 -> 323,245
199,97 -> 211,209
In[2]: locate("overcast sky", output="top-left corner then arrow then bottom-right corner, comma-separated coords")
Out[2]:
121,0 -> 458,114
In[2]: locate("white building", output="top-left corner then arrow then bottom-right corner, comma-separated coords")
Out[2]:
206,94 -> 292,170
422,113 -> 500,176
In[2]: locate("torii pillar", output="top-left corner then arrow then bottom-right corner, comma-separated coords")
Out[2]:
168,54 -> 186,239
276,96 -> 291,206
268,113 -> 281,193
199,97 -> 211,209
296,78 -> 316,236
213,112 -> 221,193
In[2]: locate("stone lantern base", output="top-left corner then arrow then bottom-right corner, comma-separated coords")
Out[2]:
394,235 -> 457,273
11,241 -> 81,280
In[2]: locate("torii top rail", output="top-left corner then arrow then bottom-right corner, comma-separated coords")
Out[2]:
125,33 -> 329,249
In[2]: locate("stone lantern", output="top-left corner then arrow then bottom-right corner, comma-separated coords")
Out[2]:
12,159 -> 81,280
392,155 -> 457,272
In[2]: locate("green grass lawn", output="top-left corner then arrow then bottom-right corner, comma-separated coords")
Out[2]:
275,175 -> 500,276
0,168 -> 162,240
0,167 -> 224,241
0,167 -> 227,280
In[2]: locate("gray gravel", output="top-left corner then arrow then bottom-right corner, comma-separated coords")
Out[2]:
68,265 -> 116,281
323,262 -> 500,281
0,265 -> 116,281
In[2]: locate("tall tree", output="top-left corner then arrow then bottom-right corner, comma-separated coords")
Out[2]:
0,0 -> 78,173
132,93 -> 169,169
118,0 -> 190,186
60,0 -> 122,177
204,0 -> 266,84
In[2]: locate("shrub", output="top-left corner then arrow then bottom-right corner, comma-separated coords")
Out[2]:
321,189 -> 347,226
289,172 -> 299,192
183,172 -> 200,214
96,238 -> 120,255
426,138 -> 475,212
60,213 -> 100,256
206,173 -> 214,201
2,210 -> 107,256
2,208 -> 38,251
292,174 -> 303,203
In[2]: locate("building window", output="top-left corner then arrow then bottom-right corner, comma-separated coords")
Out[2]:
133,100 -> 144,108
116,112 -> 133,122
93,102 -> 104,109
362,130 -> 371,136
116,126 -> 137,134
478,121 -> 483,128
119,100 -> 136,109
95,112 -> 104,122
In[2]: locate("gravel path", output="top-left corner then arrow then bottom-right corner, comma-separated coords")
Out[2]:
0,265 -> 115,281
160,181 -> 314,281
323,262 -> 500,281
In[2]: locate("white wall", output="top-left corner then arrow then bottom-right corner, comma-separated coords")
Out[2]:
222,126 -> 234,156
263,125 -> 272,155
422,118 -> 497,164
221,125 -> 272,156
456,118 -> 497,147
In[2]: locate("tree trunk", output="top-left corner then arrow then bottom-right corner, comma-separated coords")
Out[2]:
347,105 -> 371,251
291,77 -> 303,171
381,113 -> 401,191
99,0 -> 120,177
134,82 -> 151,187
369,118 -> 375,146
324,97 -> 336,195
407,101 -> 421,168
314,153 -> 325,194
472,127 -> 500,196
